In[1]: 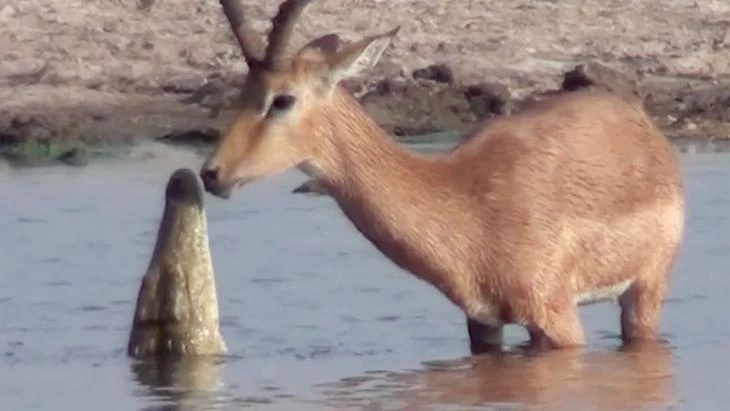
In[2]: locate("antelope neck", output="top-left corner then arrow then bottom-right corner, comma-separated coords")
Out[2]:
311,89 -> 471,305
316,89 -> 454,196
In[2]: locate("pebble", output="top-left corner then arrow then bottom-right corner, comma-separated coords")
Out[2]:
0,5 -> 15,22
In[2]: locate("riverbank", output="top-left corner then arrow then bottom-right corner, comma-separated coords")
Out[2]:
1,0 -> 729,166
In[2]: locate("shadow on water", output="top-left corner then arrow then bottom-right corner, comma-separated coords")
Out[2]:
314,342 -> 676,410
130,356 -> 228,411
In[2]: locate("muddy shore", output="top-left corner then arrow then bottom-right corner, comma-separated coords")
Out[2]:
1,0 -> 729,165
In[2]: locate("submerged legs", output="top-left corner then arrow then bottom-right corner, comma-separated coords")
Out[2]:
619,280 -> 666,341
467,318 -> 503,354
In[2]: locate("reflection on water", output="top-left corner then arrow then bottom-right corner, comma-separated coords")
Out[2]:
316,342 -> 675,410
126,342 -> 677,411
131,356 -> 227,411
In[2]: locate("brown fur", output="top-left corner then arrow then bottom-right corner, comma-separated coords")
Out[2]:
201,0 -> 685,352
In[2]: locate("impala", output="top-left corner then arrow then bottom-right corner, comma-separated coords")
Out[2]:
200,0 -> 685,352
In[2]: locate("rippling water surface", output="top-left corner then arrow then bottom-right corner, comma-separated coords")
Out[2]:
1,141 -> 730,410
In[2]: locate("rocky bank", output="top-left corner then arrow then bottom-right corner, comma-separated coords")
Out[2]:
1,0 -> 729,164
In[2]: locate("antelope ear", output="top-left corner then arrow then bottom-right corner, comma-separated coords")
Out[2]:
298,33 -> 341,55
321,26 -> 400,87
294,33 -> 341,63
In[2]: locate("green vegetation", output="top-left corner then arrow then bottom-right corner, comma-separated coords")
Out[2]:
0,139 -> 136,168
0,139 -> 87,167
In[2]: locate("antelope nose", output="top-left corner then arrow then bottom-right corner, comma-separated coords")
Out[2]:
200,165 -> 219,190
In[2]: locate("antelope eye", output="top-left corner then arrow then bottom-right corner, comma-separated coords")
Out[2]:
270,93 -> 296,113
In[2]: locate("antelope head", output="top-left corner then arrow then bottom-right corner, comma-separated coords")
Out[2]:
200,0 -> 399,198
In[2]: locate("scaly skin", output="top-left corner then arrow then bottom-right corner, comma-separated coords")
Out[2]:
127,168 -> 227,358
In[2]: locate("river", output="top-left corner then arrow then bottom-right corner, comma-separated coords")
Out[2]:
1,140 -> 729,410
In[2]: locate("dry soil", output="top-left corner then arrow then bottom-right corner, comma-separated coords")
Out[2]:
1,0 -> 729,152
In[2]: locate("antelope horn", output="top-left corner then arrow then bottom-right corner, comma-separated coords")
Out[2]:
219,0 -> 266,66
264,0 -> 313,69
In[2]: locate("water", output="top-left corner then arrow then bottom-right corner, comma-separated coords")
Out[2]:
1,141 -> 729,410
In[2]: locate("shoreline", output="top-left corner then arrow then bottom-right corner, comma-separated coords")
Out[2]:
2,64 -> 728,168
1,0 -> 729,167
